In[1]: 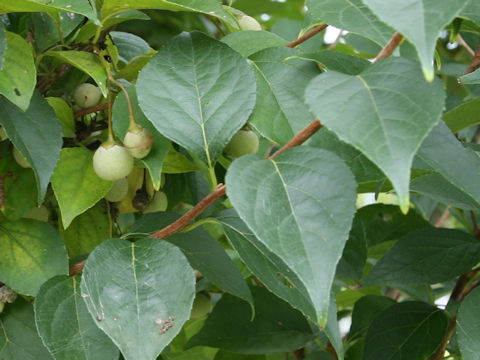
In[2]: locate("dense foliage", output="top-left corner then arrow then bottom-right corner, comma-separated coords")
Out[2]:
1,0 -> 480,359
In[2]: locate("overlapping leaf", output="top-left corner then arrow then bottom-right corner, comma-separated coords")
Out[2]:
364,228 -> 480,285
0,92 -> 62,203
248,47 -> 318,145
186,287 -> 315,353
364,302 -> 448,360
0,32 -> 36,111
363,0 -> 469,81
100,0 -> 236,27
0,219 -> 68,296
416,121 -> 480,211
80,238 -> 196,360
306,57 -> 445,212
35,276 -> 119,360
0,298 -> 53,360
0,0 -> 98,24
221,30 -> 287,58
457,287 -> 480,360
51,148 -> 113,229
0,22 -> 5,71
137,31 -> 256,167
306,0 -> 394,46
226,147 -> 357,324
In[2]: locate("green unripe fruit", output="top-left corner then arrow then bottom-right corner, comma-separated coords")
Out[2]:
238,15 -> 262,31
224,130 -> 259,158
13,147 -> 31,168
105,177 -> 129,202
123,124 -> 153,159
23,205 -> 49,222
73,83 -> 102,108
93,141 -> 134,181
146,173 -> 165,197
144,191 -> 168,213
190,293 -> 211,319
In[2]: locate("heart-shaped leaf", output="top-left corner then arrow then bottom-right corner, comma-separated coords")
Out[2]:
226,147 -> 357,324
363,0 -> 469,81
305,57 -> 445,212
137,31 -> 256,167
0,219 -> 68,296
51,148 -> 113,229
306,0 -> 394,46
35,275 -> 119,360
80,238 -> 195,360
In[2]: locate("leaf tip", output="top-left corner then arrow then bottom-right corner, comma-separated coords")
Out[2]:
423,67 -> 435,83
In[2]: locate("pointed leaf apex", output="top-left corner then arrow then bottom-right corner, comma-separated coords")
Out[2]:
399,197 -> 410,215
423,67 -> 435,83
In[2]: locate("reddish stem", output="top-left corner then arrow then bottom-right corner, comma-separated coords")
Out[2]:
286,24 -> 328,48
466,39 -> 480,74
74,102 -> 108,118
269,120 -> 322,159
373,32 -> 404,63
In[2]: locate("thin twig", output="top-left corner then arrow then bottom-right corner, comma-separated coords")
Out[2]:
69,260 -> 86,277
373,32 -> 404,63
466,39 -> 480,74
328,30 -> 344,50
457,34 -> 475,56
434,206 -> 451,227
430,315 -> 457,360
74,103 -> 108,118
471,211 -> 480,236
269,120 -> 322,159
286,24 -> 328,48
150,183 -> 227,239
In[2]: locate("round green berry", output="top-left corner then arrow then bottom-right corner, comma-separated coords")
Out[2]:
144,191 -> 168,213
238,15 -> 262,31
224,130 -> 259,158
93,141 -> 134,181
105,177 -> 129,202
123,125 -> 153,159
73,83 -> 102,108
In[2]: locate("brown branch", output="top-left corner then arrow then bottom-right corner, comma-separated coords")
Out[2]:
69,260 -> 86,277
269,120 -> 322,159
373,32 -> 404,63
434,206 -> 451,227
150,183 -> 227,239
74,102 -> 109,118
466,39 -> 480,74
457,34 -> 475,56
430,315 -> 457,360
286,24 -> 328,48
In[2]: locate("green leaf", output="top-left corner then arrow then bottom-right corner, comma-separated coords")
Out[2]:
416,121 -> 480,211
0,219 -> 68,296
46,51 -> 108,97
306,0 -> 394,46
324,296 -> 344,360
461,0 -> 480,25
46,97 -> 76,138
0,298 -> 53,360
163,147 -> 200,174
459,67 -> 480,85
51,147 -> 113,229
186,287 -> 315,354
110,31 -> 151,63
336,219 -> 367,281
457,286 -> 480,360
127,212 -> 253,306
248,47 -> 318,145
0,22 -> 6,71
60,202 -> 111,259
348,295 -> 396,340
0,91 -> 62,204
34,275 -> 119,360
100,0 -> 236,27
137,31 -> 256,167
218,209 -> 317,322
0,0 -> 98,24
221,31 -> 288,57
0,31 -> 36,111
363,0 -> 469,81
363,301 -> 448,360
112,85 -> 171,190
364,228 -> 480,286
355,204 -> 431,247
80,238 -> 196,360
306,57 -> 445,212
225,147 -> 357,324
298,51 -> 370,75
